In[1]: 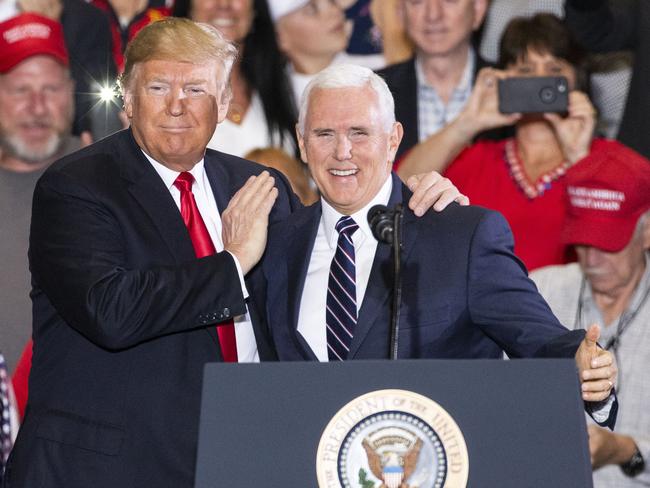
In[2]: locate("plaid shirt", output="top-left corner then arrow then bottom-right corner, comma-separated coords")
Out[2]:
415,48 -> 475,142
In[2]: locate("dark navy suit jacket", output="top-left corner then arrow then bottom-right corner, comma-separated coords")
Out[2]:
4,129 -> 300,488
258,174 -> 586,362
256,174 -> 616,427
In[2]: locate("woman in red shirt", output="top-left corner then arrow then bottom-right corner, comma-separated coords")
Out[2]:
397,14 -> 639,271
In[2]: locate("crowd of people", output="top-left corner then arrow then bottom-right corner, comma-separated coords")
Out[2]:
0,1 -> 648,487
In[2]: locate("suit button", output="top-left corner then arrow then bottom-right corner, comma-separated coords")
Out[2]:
223,308 -> 230,317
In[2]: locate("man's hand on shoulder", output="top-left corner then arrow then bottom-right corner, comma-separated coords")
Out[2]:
222,171 -> 278,274
405,171 -> 469,216
575,324 -> 617,402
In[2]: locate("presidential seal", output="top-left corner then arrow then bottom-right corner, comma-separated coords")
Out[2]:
316,389 -> 468,488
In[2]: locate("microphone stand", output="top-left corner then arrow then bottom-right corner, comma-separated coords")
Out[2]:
389,204 -> 403,360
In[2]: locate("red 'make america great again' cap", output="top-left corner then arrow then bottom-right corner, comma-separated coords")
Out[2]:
561,144 -> 650,252
0,13 -> 68,73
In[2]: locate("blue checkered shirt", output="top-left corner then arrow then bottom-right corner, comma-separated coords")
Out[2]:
416,48 -> 475,142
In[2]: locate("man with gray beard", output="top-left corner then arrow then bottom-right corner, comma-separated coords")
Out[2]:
0,13 -> 84,376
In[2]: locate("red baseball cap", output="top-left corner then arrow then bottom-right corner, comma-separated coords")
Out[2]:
562,144 -> 650,252
0,13 -> 68,73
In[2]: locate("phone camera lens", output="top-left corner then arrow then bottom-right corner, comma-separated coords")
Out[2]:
540,87 -> 557,104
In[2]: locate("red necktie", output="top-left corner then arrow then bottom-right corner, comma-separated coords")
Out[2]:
174,172 -> 238,362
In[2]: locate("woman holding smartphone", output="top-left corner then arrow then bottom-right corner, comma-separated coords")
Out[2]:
396,13 -> 640,271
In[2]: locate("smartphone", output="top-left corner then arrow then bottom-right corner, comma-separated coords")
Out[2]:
498,76 -> 569,114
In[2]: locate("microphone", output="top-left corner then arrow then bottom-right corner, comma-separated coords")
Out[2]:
367,203 -> 404,359
368,205 -> 394,244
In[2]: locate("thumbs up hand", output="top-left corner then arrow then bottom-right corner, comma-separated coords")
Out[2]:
575,324 -> 617,402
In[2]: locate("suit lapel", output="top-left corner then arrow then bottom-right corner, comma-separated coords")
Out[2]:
287,205 -> 321,329
348,175 -> 420,358
278,204 -> 321,360
203,152 -> 232,215
394,59 -> 419,160
118,130 -> 220,348
118,130 -> 196,262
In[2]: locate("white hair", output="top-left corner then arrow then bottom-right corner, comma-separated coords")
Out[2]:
297,64 -> 396,134
635,210 -> 650,238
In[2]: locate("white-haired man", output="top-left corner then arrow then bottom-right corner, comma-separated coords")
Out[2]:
532,148 -> 650,487
258,64 -> 617,425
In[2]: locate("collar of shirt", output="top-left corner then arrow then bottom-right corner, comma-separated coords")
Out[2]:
415,47 -> 476,141
415,47 -> 475,97
297,175 -> 394,361
141,150 -> 209,198
320,174 -> 393,249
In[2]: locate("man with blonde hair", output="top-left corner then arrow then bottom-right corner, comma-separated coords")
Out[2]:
4,17 -> 293,487
4,17 -> 465,487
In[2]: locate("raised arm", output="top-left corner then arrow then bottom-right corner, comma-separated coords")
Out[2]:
397,67 -> 520,180
30,169 -> 250,351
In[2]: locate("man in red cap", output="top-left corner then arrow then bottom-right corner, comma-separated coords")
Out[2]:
0,12 -> 78,171
531,145 -> 650,487
0,12 -> 85,419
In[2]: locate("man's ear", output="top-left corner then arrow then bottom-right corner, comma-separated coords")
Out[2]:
641,211 -> 650,250
296,124 -> 308,163
217,89 -> 231,124
387,121 -> 404,164
123,89 -> 134,119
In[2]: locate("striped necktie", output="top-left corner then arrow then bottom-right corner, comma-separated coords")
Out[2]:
326,216 -> 359,361
174,172 -> 238,362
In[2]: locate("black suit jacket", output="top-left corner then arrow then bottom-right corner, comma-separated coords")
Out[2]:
565,0 -> 650,158
4,129 -> 299,488
376,54 -> 492,160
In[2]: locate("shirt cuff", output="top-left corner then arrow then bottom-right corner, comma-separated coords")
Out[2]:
587,393 -> 615,425
226,250 -> 249,300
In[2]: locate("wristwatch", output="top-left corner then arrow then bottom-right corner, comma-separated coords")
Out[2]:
621,446 -> 645,477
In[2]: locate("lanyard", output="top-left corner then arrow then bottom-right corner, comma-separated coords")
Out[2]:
573,276 -> 650,354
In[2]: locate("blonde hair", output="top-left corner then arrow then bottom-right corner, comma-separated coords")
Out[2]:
119,17 -> 238,94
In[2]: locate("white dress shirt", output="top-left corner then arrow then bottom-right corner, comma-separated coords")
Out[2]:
297,176 -> 393,361
143,151 -> 259,362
